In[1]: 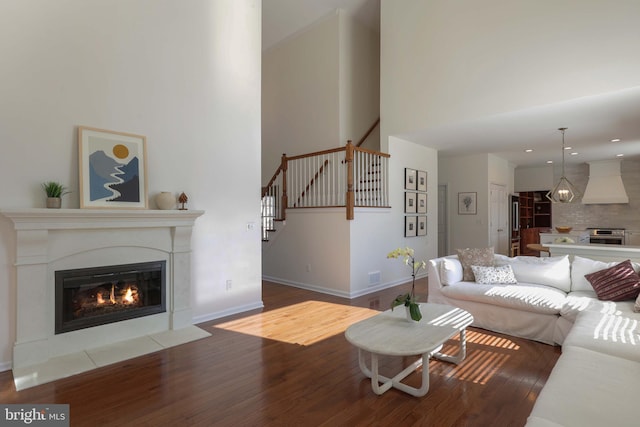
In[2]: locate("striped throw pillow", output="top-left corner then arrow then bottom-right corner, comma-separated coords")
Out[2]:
584,259 -> 640,301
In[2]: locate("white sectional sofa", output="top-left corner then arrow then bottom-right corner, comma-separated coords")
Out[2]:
428,253 -> 640,427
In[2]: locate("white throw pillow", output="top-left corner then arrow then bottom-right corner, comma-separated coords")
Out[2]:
471,265 -> 518,284
440,257 -> 463,285
508,255 -> 571,292
571,255 -> 640,292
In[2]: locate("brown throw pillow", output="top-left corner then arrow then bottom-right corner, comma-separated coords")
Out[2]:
456,247 -> 495,281
584,259 -> 640,301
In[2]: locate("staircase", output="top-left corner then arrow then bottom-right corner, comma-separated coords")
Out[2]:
261,120 -> 388,242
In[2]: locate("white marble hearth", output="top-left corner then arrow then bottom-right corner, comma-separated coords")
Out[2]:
1,208 -> 206,390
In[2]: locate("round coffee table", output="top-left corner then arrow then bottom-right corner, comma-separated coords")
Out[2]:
345,303 -> 473,397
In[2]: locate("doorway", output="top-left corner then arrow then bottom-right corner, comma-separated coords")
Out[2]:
490,183 -> 508,255
437,184 -> 448,257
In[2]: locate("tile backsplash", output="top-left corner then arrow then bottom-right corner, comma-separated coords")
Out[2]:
552,159 -> 640,231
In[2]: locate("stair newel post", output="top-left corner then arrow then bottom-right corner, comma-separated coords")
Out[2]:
346,140 -> 355,220
281,153 -> 288,221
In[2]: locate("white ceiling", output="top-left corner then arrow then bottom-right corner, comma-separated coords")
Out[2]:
262,0 -> 640,168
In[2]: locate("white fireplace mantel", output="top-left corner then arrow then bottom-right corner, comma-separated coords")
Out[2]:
1,208 -> 204,230
1,208 -> 205,387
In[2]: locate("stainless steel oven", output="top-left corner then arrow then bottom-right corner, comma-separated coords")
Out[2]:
587,228 -> 625,245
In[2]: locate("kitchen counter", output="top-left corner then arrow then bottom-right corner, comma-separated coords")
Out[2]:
547,243 -> 640,262
539,230 -> 589,245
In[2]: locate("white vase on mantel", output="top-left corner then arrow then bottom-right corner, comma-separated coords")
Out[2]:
155,192 -> 176,210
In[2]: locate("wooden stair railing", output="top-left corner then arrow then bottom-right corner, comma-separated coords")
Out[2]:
261,118 -> 385,241
354,117 -> 380,148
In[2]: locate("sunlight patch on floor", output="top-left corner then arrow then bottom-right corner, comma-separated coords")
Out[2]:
213,300 -> 379,346
429,330 -> 517,385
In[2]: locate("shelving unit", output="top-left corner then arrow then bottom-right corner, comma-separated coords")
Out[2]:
518,190 -> 552,255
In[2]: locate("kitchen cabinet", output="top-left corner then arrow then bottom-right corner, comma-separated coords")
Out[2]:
518,190 -> 552,256
626,230 -> 640,246
521,227 -> 542,256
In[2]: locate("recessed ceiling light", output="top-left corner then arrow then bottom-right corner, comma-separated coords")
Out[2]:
564,146 -> 572,150
525,149 -> 533,153
546,160 -> 553,164
570,152 -> 578,155
611,138 -> 621,142
616,153 -> 624,157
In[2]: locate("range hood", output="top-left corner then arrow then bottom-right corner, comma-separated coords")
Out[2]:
582,159 -> 629,204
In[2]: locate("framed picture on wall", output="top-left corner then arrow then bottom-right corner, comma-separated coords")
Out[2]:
417,216 -> 427,236
417,170 -> 427,192
405,216 -> 417,237
417,192 -> 427,214
458,192 -> 477,215
405,168 -> 417,190
78,126 -> 148,209
405,192 -> 417,213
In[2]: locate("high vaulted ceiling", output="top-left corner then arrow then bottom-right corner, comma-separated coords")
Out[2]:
262,0 -> 640,168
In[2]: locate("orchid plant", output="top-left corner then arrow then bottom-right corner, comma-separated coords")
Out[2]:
387,247 -> 426,321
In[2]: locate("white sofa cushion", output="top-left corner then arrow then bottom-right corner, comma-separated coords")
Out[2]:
440,281 -> 566,315
561,291 -> 599,322
571,255 -> 640,292
527,346 -> 640,427
471,265 -> 517,284
563,306 -> 640,362
496,255 -> 571,292
439,257 -> 463,285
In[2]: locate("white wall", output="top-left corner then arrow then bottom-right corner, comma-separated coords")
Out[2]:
380,137 -> 439,283
380,0 -> 640,138
339,11 -> 381,150
262,209 -> 351,296
261,9 -> 380,183
262,12 -> 341,182
0,0 -> 262,369
515,166 -> 555,192
438,154 -> 490,250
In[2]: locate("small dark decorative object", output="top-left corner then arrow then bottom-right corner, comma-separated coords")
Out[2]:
178,192 -> 188,210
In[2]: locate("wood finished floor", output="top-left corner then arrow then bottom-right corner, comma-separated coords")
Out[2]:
0,279 -> 561,426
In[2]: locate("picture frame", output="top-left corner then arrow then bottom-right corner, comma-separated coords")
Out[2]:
458,192 -> 477,215
405,192 -> 417,213
417,170 -> 427,192
405,216 -> 417,237
78,126 -> 148,209
417,192 -> 427,214
417,216 -> 427,236
404,168 -> 417,190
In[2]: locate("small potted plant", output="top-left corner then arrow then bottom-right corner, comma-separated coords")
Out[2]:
42,181 -> 70,209
388,247 -> 426,322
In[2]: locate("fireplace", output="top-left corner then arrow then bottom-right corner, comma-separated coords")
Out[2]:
55,261 -> 166,334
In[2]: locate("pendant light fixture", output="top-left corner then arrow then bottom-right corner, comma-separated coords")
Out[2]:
546,127 -> 580,203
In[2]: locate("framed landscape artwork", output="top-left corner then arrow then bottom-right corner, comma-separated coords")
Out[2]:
458,192 -> 477,215
405,216 -> 417,237
78,126 -> 148,209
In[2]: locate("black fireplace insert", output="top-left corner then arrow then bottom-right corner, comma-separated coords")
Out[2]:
55,260 -> 166,334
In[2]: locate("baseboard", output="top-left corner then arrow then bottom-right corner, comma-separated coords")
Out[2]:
0,360 -> 12,372
192,301 -> 264,325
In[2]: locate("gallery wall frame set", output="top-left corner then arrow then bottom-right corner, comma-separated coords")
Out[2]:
404,168 -> 427,237
78,126 -> 148,209
404,215 -> 427,237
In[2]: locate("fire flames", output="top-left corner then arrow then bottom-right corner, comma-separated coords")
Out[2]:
95,284 -> 137,305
